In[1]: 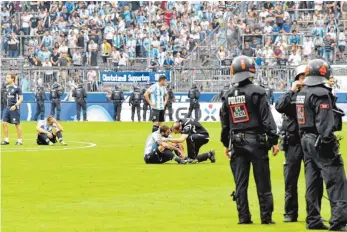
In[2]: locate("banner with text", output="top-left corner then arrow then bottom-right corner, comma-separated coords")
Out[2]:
99,71 -> 171,83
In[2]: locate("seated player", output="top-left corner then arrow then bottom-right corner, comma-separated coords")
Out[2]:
144,125 -> 191,164
36,116 -> 67,146
165,118 -> 216,163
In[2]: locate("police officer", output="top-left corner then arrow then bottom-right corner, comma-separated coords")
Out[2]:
1,82 -> 7,117
218,83 -> 230,101
275,65 -> 323,223
33,86 -> 47,121
296,59 -> 347,230
220,56 -> 279,225
261,80 -> 274,105
111,85 -> 124,121
187,84 -> 200,120
50,82 -> 63,120
165,85 -> 175,121
72,82 -> 88,121
142,83 -> 151,122
129,86 -> 141,122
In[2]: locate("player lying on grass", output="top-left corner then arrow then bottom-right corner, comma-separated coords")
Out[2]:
36,116 -> 67,146
144,125 -> 196,164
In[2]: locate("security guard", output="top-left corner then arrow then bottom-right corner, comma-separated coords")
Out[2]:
111,85 -> 124,121
296,59 -> 347,231
129,86 -> 141,122
165,85 -> 175,121
187,84 -> 200,120
142,83 -> 151,121
218,83 -> 230,101
72,82 -> 88,121
275,65 -> 323,223
220,56 -> 279,225
33,86 -> 47,121
1,82 -> 7,117
50,82 -> 63,120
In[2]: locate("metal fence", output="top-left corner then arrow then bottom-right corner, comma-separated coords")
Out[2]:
2,65 -> 347,93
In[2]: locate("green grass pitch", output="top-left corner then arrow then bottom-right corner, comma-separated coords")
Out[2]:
2,122 -> 347,232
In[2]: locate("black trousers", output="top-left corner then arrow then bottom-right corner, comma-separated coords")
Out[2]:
144,149 -> 175,164
187,102 -> 200,120
76,99 -> 87,121
50,99 -> 61,120
165,103 -> 174,121
34,102 -> 45,120
143,103 -> 151,121
302,133 -> 347,230
131,104 -> 141,121
114,101 -> 122,121
37,133 -> 57,145
186,134 -> 210,162
283,138 -> 308,219
229,135 -> 273,223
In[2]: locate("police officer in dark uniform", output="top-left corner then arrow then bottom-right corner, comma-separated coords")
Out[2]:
142,83 -> 151,121
72,82 -> 88,121
296,59 -> 347,231
49,82 -> 63,120
220,56 -> 279,225
129,86 -> 141,122
1,82 -> 7,117
33,86 -> 47,121
187,84 -> 200,120
275,65 -> 323,223
111,85 -> 124,121
165,85 -> 175,121
218,83 -> 230,101
261,80 -> 274,105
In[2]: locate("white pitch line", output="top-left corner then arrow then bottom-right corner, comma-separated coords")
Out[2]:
1,141 -> 96,153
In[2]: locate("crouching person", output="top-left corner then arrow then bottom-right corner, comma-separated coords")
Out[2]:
36,116 -> 67,146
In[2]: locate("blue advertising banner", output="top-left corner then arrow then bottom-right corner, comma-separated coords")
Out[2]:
21,92 -> 347,103
99,71 -> 171,83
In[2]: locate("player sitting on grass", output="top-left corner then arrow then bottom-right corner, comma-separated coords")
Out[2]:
36,116 -> 67,146
144,125 -> 193,164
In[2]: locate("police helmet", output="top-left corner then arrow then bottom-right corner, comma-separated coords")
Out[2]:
78,82 -> 84,88
192,84 -> 197,88
294,65 -> 306,81
230,56 -> 256,84
114,85 -> 119,90
134,86 -> 140,91
304,59 -> 331,86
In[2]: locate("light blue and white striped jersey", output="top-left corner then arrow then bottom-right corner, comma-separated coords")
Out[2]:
37,120 -> 56,132
148,83 -> 167,110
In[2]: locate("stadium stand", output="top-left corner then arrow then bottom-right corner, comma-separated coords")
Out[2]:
1,1 -> 347,92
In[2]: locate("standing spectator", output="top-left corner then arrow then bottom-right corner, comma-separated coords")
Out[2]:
338,29 -> 346,60
263,45 -> 274,65
303,36 -> 315,58
41,31 -> 53,49
42,59 -> 54,84
21,11 -> 32,35
217,45 -> 228,65
342,1 -> 347,29
324,34 -> 336,63
101,39 -> 111,63
7,33 -> 19,66
241,43 -> 255,57
314,34 -> 324,57
111,47 -> 121,67
72,50 -> 83,66
163,53 -> 174,70
59,53 -> 70,82
275,4 -> 284,29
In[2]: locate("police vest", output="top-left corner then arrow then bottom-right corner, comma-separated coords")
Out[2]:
188,88 -> 197,99
76,88 -> 83,99
282,92 -> 299,133
168,91 -> 174,102
227,84 -> 263,131
296,86 -> 329,130
133,92 -> 141,103
51,89 -> 58,98
36,91 -> 44,101
113,90 -> 122,100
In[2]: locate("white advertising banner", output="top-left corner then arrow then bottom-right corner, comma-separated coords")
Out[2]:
118,103 -> 347,127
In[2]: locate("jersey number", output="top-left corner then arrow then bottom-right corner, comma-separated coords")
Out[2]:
230,104 -> 249,123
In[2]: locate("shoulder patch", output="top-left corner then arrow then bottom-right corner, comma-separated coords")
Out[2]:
320,104 -> 330,109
